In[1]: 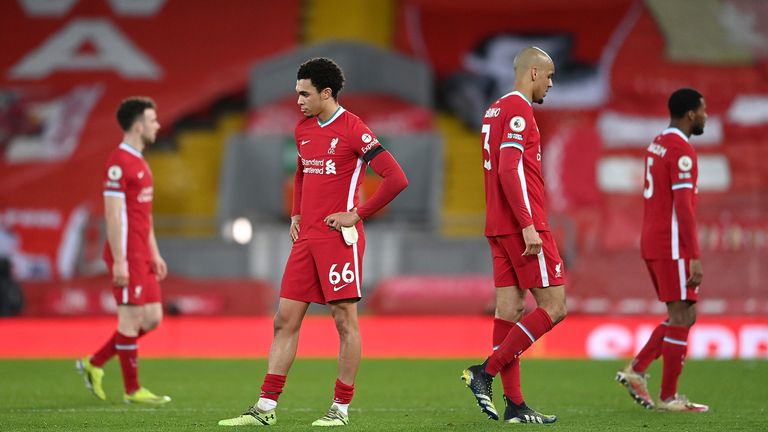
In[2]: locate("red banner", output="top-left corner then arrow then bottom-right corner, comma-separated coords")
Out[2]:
0,0 -> 298,280
1,316 -> 765,359
19,274 -> 276,316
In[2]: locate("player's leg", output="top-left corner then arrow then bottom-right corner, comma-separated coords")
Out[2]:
616,259 -> 663,409
259,298 -> 310,411
311,299 -> 359,427
632,321 -> 667,373
141,301 -> 163,333
486,232 -> 567,375
82,298 -> 160,375
119,265 -> 169,404
120,300 -> 171,404
220,239 -> 318,426
640,258 -> 706,411
656,299 -> 706,411
115,304 -> 142,395
494,287 -> 525,406
311,235 -> 363,426
616,324 -> 664,410
218,298 -> 309,427
494,287 -> 556,424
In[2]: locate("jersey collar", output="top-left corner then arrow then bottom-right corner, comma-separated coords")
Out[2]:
119,142 -> 144,158
503,90 -> 532,106
661,127 -> 689,143
317,106 -> 345,128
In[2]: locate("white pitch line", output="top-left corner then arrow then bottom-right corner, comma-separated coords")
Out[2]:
9,407 -> 460,414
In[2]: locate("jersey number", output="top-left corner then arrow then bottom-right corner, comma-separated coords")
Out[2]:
643,157 -> 654,199
329,263 -> 355,285
482,124 -> 491,171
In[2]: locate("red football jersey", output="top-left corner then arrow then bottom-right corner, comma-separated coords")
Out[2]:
641,128 -> 699,259
102,143 -> 154,262
482,91 -> 550,235
294,107 -> 381,239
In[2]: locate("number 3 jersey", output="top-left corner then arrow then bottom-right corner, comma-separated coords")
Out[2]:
293,107 -> 382,239
482,91 -> 550,236
641,128 -> 700,260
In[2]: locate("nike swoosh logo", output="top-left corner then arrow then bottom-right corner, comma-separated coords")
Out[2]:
333,283 -> 350,292
301,140 -> 311,145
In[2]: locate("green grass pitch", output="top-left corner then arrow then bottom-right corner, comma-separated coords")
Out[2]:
1,358 -> 765,431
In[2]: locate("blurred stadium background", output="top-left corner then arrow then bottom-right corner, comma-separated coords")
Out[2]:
1,0 -> 767,361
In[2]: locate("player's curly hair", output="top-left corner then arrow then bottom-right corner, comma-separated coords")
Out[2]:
297,58 -> 345,100
668,88 -> 703,119
117,97 -> 156,131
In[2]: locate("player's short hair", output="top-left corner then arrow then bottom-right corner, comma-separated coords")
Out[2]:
297,58 -> 345,100
668,88 -> 703,119
117,97 -> 156,131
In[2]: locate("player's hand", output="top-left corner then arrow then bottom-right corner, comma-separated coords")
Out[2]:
112,259 -> 129,287
687,259 -> 703,287
324,210 -> 361,232
152,255 -> 168,281
289,215 -> 301,242
521,224 -> 542,256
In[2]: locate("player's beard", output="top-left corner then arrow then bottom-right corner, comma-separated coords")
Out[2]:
691,122 -> 705,136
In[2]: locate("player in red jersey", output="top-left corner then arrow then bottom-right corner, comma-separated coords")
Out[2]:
616,88 -> 709,412
76,97 -> 171,404
219,58 -> 408,427
461,47 -> 566,424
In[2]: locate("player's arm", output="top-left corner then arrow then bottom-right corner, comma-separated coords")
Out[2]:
290,154 -> 303,242
148,216 -> 167,280
496,110 -> 540,256
104,194 -> 128,287
670,152 -> 702,286
357,148 -> 408,219
498,148 -> 541,256
325,147 -> 408,230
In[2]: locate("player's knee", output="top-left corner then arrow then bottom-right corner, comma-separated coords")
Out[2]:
687,309 -> 697,327
143,317 -> 161,331
273,312 -> 301,334
495,305 -> 524,322
544,302 -> 567,325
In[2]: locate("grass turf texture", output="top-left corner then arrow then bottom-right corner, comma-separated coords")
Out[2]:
1,359 -> 765,431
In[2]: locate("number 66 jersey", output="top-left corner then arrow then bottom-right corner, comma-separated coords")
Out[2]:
641,127 -> 700,260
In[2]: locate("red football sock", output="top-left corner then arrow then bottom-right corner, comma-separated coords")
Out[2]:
333,379 -> 355,404
494,318 -> 523,404
91,328 -> 149,367
486,308 -> 553,376
660,325 -> 689,401
115,332 -> 139,394
260,373 -> 287,401
632,322 -> 667,373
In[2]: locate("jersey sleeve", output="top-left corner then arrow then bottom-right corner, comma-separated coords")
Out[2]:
499,101 -> 532,153
668,145 -> 700,258
349,119 -> 385,163
103,157 -> 127,198
356,151 -> 408,219
496,101 -> 535,228
669,145 -> 696,191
